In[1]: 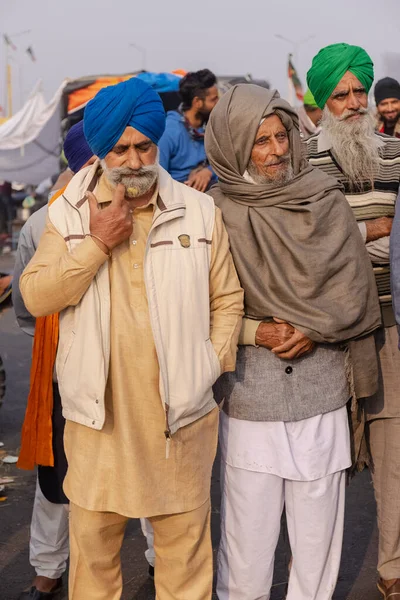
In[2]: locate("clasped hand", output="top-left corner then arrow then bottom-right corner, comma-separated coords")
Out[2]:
255,318 -> 315,360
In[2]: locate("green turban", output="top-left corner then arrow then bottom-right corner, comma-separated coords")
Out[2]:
307,43 -> 374,108
303,89 -> 318,107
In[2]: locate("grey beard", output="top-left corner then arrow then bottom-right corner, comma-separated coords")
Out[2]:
320,107 -> 382,190
247,157 -> 294,188
101,161 -> 158,197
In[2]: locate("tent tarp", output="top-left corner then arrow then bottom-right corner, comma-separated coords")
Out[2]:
64,71 -> 182,117
0,80 -> 67,185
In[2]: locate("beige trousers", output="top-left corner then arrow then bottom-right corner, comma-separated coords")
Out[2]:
68,499 -> 212,600
369,417 -> 400,580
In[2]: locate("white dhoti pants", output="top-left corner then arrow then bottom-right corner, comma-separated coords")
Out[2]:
217,462 -> 346,600
140,518 -> 155,567
30,478 -> 69,579
30,481 -> 157,578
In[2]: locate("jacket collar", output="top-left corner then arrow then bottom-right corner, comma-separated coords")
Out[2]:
62,160 -> 186,220
154,164 -> 186,222
62,159 -> 101,209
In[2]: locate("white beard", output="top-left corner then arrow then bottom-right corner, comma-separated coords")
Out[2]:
320,107 -> 383,190
246,153 -> 294,188
101,160 -> 159,198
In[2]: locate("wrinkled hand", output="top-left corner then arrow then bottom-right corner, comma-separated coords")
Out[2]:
184,168 -> 212,192
87,183 -> 133,252
255,320 -> 295,350
271,318 -> 315,360
365,217 -> 393,242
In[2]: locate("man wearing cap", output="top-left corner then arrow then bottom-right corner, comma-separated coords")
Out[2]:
13,121 -> 95,600
375,77 -> 400,138
19,77 -> 243,600
298,88 -> 322,139
305,43 -> 400,599
205,83 -> 380,600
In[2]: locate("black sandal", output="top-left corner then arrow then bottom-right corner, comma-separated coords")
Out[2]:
19,578 -> 63,599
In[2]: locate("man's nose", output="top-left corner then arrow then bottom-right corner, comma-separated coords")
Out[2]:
347,91 -> 361,111
271,138 -> 285,156
125,148 -> 141,170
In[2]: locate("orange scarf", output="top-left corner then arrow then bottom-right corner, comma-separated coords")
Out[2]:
18,187 -> 65,470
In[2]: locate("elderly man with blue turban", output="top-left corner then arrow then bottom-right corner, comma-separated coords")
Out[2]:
305,43 -> 400,599
19,77 -> 244,600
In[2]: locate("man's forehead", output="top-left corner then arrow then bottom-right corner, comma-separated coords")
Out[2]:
332,71 -> 363,94
115,126 -> 151,146
206,86 -> 219,97
379,97 -> 400,104
256,114 -> 285,135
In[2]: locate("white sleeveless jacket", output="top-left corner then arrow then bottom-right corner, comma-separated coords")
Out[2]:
48,163 -> 220,436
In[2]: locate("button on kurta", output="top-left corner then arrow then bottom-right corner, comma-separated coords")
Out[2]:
133,263 -> 140,269
285,366 -> 293,375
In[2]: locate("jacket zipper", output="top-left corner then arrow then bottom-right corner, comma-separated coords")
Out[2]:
145,207 -> 184,459
164,404 -> 172,459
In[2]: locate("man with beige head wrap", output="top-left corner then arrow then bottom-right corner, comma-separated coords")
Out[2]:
306,43 -> 400,599
205,84 -> 381,600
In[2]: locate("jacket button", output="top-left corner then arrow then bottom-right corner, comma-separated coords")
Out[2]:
285,366 -> 293,375
95,399 -> 99,404
92,420 -> 95,425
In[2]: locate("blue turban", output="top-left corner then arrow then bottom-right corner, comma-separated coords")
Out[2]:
83,77 -> 166,159
63,121 -> 94,173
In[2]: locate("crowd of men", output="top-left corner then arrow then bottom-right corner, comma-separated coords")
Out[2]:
10,41 -> 400,600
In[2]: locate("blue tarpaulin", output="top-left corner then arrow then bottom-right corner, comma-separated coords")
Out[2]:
135,72 -> 181,93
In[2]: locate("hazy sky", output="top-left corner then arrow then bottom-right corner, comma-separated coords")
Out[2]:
1,0 -> 400,111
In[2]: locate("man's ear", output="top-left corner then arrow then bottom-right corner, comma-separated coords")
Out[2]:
192,96 -> 203,110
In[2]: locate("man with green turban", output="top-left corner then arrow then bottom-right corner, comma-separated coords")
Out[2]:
305,42 -> 400,600
307,42 -> 374,109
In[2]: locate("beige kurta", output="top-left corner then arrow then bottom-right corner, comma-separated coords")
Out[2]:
22,173 -> 243,518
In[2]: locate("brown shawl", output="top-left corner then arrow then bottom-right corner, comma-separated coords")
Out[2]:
205,85 -> 381,343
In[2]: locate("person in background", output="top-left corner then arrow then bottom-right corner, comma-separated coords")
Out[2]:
375,77 -> 400,138
306,43 -> 400,600
13,121 -> 95,600
298,88 -> 322,139
0,181 -> 13,233
159,69 -> 219,192
0,273 -> 12,412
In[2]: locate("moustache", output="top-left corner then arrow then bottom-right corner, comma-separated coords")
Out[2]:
339,107 -> 369,121
114,167 -> 156,178
264,154 -> 291,167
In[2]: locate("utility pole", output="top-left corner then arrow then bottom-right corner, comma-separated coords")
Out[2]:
3,29 -> 32,117
129,43 -> 147,71
274,34 -> 315,105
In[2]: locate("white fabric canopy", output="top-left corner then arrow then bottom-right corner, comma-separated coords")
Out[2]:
0,80 -> 67,185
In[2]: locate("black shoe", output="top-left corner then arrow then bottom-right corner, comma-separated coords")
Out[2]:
19,578 -> 63,599
148,565 -> 155,579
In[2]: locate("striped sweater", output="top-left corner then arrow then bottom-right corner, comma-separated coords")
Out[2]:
305,131 -> 400,324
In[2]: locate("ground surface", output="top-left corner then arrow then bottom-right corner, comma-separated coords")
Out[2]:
0,252 -> 382,600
